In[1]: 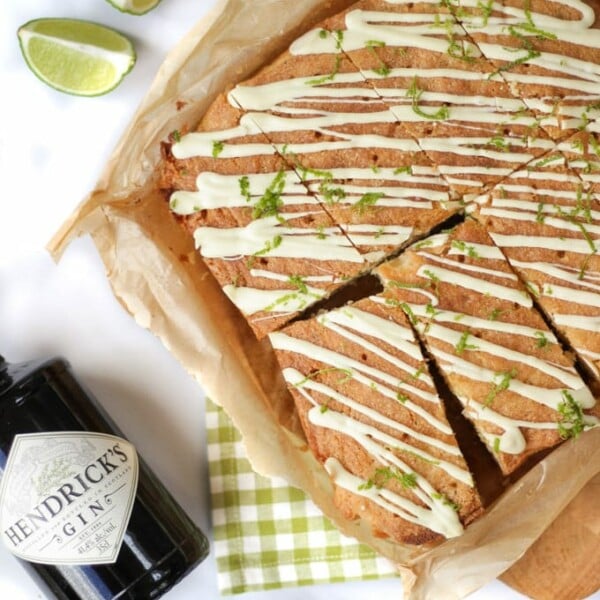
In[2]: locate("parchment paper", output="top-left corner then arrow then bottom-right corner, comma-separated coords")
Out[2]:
48,1 -> 600,598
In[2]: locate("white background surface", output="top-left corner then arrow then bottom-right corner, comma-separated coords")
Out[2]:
0,1 -> 592,599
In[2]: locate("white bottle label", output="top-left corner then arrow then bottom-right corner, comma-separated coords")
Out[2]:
0,432 -> 139,565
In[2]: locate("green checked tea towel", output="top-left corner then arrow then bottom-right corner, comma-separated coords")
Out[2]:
206,399 -> 399,595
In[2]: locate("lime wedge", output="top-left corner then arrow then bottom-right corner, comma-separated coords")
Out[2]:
17,18 -> 136,97
106,0 -> 162,15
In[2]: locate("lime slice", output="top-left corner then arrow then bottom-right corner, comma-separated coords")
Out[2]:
106,0 -> 162,15
17,18 -> 136,97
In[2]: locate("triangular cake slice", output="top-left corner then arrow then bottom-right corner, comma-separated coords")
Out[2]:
270,295 -> 483,545
473,148 -> 600,379
161,96 -> 369,338
377,220 -> 598,475
451,0 -> 600,143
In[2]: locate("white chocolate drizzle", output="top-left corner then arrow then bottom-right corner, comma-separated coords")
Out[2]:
169,166 -> 369,325
415,264 -> 532,307
193,215 -> 361,262
323,456 -> 463,539
223,284 -> 325,316
409,303 -> 558,343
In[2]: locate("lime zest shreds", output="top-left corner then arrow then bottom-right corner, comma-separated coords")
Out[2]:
17,18 -> 136,97
105,0 -> 162,15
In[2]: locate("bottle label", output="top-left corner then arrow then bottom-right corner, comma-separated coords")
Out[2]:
0,432 -> 139,565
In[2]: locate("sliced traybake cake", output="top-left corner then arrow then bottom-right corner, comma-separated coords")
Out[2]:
161,0 -> 600,343
162,95 -> 375,338
159,0 -> 600,545
229,34 -> 461,260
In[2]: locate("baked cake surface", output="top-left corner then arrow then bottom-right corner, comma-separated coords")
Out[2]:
162,96 -> 372,338
230,40 -> 460,259
162,0 -> 600,340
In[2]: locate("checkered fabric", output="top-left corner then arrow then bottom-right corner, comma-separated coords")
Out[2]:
206,399 -> 399,594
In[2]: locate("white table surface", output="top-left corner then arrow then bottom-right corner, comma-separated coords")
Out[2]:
0,1 -> 593,599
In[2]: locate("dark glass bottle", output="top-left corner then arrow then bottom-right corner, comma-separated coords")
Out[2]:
0,354 -> 209,599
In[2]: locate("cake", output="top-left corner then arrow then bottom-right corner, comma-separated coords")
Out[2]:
161,96 -> 371,338
159,0 -> 600,545
231,50 -> 460,260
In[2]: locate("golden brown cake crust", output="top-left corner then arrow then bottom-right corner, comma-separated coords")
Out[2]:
233,49 -> 459,258
161,92 -> 375,338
